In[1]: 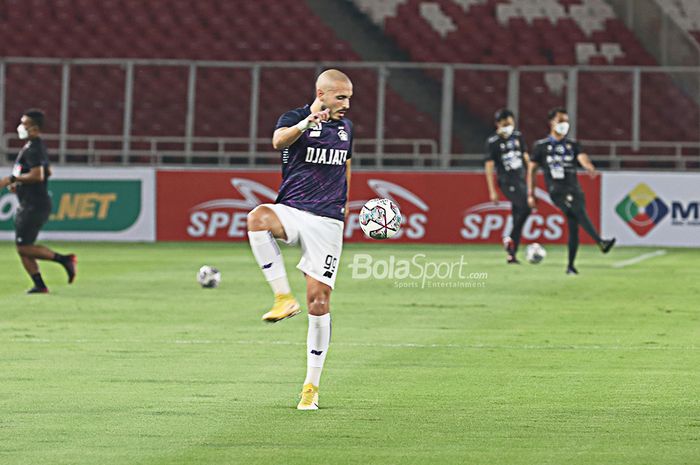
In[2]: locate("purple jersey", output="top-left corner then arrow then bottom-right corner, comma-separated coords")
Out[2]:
274,105 -> 353,221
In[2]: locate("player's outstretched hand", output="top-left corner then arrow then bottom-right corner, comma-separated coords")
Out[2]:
587,168 -> 599,179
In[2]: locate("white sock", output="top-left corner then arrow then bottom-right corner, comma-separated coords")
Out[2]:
304,313 -> 331,387
247,230 -> 291,295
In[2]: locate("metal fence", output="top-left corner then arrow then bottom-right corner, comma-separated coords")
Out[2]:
1,58 -> 699,169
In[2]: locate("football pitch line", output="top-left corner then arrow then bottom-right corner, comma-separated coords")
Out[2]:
612,249 -> 667,268
8,338 -> 698,351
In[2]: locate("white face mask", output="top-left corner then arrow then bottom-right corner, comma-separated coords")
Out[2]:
498,125 -> 514,138
17,124 -> 29,140
554,122 -> 570,135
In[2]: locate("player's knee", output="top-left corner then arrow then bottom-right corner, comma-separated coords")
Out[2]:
16,244 -> 30,256
308,289 -> 331,315
247,206 -> 272,232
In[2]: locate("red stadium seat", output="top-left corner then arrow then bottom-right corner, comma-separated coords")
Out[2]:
0,0 -> 443,149
353,0 -> 698,143
2,0 -> 698,149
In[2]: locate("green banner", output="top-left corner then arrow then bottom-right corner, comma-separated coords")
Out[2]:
0,180 -> 141,231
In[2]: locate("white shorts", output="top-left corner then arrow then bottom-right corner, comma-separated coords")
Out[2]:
264,203 -> 344,289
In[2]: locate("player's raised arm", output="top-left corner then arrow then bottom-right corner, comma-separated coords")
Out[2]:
11,165 -> 46,184
272,109 -> 330,150
0,166 -> 44,189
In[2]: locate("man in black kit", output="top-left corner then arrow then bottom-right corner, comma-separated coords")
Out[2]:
0,110 -> 76,293
528,107 -> 615,274
484,109 -> 531,264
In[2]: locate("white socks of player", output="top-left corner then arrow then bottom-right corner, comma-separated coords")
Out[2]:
248,231 -> 331,387
247,230 -> 291,295
304,313 -> 331,387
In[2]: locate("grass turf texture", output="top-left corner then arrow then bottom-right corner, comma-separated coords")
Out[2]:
0,242 -> 698,465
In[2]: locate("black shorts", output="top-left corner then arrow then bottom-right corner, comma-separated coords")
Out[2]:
498,179 -> 529,210
550,188 -> 585,214
14,204 -> 51,245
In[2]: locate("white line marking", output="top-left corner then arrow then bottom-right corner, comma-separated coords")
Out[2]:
612,249 -> 667,268
6,338 -> 697,351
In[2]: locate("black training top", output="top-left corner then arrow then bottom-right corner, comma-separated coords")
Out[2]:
13,138 -> 51,207
484,130 -> 528,183
274,105 -> 353,222
530,136 -> 582,192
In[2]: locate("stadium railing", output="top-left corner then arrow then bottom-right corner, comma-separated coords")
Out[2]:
3,132 -> 698,170
1,58 -> 699,170
0,133 -> 437,166
451,141 -> 700,170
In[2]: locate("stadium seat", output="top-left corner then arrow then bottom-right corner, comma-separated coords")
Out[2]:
2,0 -> 698,156
0,0 -> 443,160
349,0 -> 699,143
576,43 -> 598,64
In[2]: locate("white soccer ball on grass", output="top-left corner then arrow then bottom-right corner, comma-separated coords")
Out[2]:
197,265 -> 221,288
526,243 -> 547,264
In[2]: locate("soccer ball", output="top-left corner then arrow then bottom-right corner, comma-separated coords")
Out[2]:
359,198 -> 402,240
526,243 -> 547,264
197,265 -> 221,288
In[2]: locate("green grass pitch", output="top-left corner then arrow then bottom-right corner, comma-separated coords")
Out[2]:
0,241 -> 698,465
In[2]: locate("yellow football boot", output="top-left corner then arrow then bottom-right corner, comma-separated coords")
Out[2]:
297,383 -> 319,410
261,293 -> 301,323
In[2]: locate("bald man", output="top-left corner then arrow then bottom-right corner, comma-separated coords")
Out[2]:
246,69 -> 353,410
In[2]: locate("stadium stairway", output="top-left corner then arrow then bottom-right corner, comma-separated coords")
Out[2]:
305,0 -> 491,153
607,0 -> 700,121
649,0 -> 700,52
